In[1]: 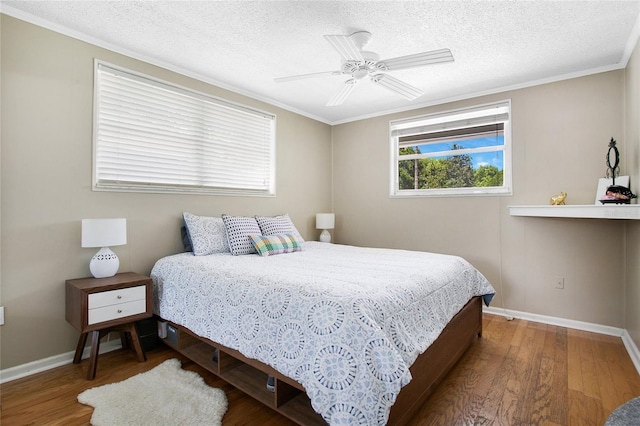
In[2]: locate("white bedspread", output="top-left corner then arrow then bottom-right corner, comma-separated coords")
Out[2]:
151,242 -> 495,425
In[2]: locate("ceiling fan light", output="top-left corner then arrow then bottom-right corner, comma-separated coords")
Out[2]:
353,68 -> 369,80
371,74 -> 423,101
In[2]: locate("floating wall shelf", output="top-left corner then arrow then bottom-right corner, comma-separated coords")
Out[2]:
508,204 -> 640,220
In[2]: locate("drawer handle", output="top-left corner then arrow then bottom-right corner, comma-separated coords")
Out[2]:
117,295 -> 122,299
117,309 -> 122,314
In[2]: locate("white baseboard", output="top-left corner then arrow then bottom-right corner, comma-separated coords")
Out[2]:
622,329 -> 640,374
2,308 -> 639,382
0,339 -> 122,384
483,306 -> 625,337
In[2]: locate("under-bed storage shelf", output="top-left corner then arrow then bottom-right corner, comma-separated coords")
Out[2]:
159,320 -> 326,426
221,363 -> 274,407
156,296 -> 483,426
183,342 -> 217,369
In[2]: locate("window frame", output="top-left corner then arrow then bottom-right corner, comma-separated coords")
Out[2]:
92,60 -> 276,197
389,100 -> 512,198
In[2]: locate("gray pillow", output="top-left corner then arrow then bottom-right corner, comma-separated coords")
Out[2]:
182,212 -> 229,256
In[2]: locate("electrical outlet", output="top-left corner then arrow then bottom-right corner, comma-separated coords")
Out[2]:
0,306 -> 4,325
554,277 -> 565,289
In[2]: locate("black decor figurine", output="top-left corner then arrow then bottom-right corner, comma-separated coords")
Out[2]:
601,138 -> 636,204
605,137 -> 620,184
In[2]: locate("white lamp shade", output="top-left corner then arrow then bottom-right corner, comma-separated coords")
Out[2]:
315,213 -> 335,230
82,218 -> 127,248
82,218 -> 126,278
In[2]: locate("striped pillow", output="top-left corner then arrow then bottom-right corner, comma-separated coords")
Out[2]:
255,214 -> 304,242
249,234 -> 302,257
222,214 -> 261,255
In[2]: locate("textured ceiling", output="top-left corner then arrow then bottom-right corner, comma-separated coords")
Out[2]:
2,1 -> 640,124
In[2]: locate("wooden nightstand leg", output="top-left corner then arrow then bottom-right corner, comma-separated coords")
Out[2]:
87,330 -> 101,380
73,333 -> 88,364
127,324 -> 146,363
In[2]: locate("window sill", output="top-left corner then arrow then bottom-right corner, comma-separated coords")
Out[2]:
508,204 -> 640,220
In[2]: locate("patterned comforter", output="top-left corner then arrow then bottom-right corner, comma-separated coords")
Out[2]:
151,242 -> 495,425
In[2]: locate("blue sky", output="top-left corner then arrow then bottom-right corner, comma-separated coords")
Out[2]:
409,135 -> 504,170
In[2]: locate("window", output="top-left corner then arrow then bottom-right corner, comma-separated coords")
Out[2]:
390,100 -> 511,197
93,61 -> 276,196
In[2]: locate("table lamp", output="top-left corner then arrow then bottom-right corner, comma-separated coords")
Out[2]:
81,218 -> 127,278
315,213 -> 335,243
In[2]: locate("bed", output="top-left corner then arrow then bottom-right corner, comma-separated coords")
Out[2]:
151,214 -> 495,425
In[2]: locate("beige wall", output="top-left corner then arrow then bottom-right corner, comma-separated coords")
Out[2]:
2,12 -> 639,372
332,71 -> 627,327
0,15 -> 332,369
625,38 -> 640,350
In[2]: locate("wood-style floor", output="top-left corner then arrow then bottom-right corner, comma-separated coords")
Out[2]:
2,314 -> 640,425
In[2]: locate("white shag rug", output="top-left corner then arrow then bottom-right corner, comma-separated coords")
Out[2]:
78,358 -> 227,426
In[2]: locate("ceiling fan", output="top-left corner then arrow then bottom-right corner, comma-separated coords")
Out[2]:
274,30 -> 454,106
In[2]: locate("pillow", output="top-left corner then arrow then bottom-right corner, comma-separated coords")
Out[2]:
182,212 -> 229,256
221,214 -> 262,255
255,214 -> 304,242
249,234 -> 302,257
180,226 -> 192,252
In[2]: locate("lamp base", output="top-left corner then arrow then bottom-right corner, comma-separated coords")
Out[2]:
89,247 -> 120,278
319,229 -> 332,243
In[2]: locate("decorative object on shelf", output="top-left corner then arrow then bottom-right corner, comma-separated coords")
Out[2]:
598,138 -> 636,204
595,176 -> 630,204
550,192 -> 567,205
315,213 -> 335,243
81,218 -> 127,278
605,138 -> 620,183
601,185 -> 637,204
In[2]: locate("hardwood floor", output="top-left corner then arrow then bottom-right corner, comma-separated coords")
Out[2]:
2,314 -> 639,425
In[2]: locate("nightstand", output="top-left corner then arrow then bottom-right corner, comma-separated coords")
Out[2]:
65,272 -> 152,379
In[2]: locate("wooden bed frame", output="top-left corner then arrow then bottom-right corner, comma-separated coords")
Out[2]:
158,295 -> 483,425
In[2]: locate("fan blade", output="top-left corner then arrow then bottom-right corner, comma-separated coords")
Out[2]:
326,79 -> 357,106
274,70 -> 342,83
377,48 -> 454,71
371,74 -> 424,100
324,34 -> 364,62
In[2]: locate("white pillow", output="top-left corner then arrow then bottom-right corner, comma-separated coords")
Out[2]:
221,214 -> 262,255
182,212 -> 229,256
255,214 -> 304,242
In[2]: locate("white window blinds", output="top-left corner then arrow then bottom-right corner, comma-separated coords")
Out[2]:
93,61 -> 276,196
390,101 -> 510,138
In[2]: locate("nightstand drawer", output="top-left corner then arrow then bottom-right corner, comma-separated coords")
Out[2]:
88,285 -> 146,309
88,299 -> 147,324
